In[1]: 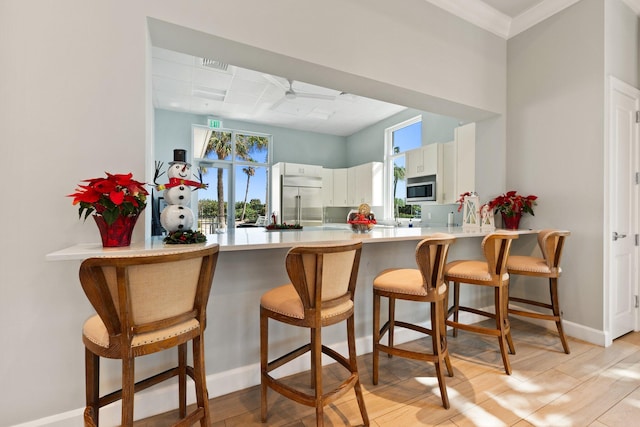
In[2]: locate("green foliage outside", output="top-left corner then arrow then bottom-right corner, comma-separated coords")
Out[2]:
198,199 -> 220,219
202,132 -> 269,227
234,198 -> 265,222
393,163 -> 420,219
198,198 -> 266,223
395,198 -> 421,218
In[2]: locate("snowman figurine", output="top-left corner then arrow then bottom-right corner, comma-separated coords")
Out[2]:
154,149 -> 207,233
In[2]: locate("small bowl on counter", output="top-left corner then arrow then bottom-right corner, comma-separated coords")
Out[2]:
348,221 -> 375,233
347,206 -> 376,233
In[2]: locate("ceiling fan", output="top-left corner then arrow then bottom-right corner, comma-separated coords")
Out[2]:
264,75 -> 337,102
283,79 -> 335,101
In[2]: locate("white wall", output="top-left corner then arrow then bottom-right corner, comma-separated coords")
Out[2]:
606,0 -> 640,87
1,0 -> 505,425
154,109 -> 350,168
506,0 -> 639,332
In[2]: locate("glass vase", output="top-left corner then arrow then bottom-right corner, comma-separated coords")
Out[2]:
93,214 -> 140,247
501,212 -> 521,230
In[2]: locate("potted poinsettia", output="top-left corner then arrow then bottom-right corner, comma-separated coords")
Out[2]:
487,190 -> 537,230
68,172 -> 148,247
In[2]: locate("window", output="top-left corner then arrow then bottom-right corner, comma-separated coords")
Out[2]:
193,125 -> 271,231
384,116 -> 422,220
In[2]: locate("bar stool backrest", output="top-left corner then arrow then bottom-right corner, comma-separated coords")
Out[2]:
285,242 -> 362,312
482,232 -> 519,279
79,245 -> 219,354
538,229 -> 570,274
415,234 -> 456,297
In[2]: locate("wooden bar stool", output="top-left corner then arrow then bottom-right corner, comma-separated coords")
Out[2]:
79,245 -> 219,427
444,232 -> 518,375
507,229 -> 571,354
372,234 -> 456,409
260,241 -> 369,427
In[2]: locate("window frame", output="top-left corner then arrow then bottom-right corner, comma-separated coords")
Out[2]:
192,125 -> 272,229
383,115 -> 422,220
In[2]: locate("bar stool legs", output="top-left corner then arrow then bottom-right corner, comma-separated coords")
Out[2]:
372,235 -> 456,409
507,229 -> 571,354
260,242 -> 369,427
444,233 -> 518,375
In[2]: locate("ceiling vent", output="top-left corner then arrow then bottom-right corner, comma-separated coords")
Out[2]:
201,58 -> 229,72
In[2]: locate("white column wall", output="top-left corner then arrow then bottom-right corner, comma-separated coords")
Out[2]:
1,0 -> 506,424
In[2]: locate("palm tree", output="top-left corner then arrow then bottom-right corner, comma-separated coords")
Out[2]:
205,131 -> 232,227
204,132 -> 269,227
393,163 -> 405,219
240,165 -> 255,221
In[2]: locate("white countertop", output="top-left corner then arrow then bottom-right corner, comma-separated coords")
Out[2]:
46,225 -> 537,261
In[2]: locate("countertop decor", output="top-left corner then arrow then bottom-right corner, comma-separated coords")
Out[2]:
163,229 -> 207,244
347,203 -> 377,233
488,191 -> 537,230
68,172 -> 148,247
265,223 -> 303,231
460,192 -> 480,231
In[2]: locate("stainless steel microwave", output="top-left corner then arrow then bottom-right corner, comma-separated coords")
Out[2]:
406,177 -> 436,202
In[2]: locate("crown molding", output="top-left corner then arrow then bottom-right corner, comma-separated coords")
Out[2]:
509,0 -> 582,38
622,0 -> 640,14
424,0 -> 511,39
425,0 -> 640,40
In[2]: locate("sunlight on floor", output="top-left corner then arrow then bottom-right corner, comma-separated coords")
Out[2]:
606,366 -> 640,380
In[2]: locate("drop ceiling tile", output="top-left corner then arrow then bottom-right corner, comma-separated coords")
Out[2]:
224,90 -> 260,106
192,67 -> 233,89
152,47 -> 193,65
153,75 -> 191,96
153,58 -> 192,82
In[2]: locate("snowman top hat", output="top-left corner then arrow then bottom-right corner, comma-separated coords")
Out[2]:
169,149 -> 191,167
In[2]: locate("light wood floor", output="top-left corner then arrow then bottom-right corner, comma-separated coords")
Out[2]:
135,319 -> 640,426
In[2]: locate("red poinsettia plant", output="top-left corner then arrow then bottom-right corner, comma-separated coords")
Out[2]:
68,172 -> 149,225
487,190 -> 537,218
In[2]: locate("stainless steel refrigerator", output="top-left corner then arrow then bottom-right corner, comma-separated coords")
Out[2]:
281,175 -> 323,226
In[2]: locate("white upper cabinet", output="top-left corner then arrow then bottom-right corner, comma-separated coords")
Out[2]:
454,122 -> 476,195
324,163 -> 383,207
441,122 -> 476,204
405,122 -> 475,204
333,168 -> 349,206
354,162 -> 384,206
441,141 -> 456,204
321,168 -> 334,206
405,147 -> 423,178
406,144 -> 439,178
279,162 -> 323,177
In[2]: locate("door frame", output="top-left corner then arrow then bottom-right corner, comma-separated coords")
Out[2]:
604,76 -> 640,346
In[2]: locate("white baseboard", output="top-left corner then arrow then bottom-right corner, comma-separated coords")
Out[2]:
12,308 -> 605,427
508,303 -> 606,346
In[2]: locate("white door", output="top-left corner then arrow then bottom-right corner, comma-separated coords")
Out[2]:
607,77 -> 640,342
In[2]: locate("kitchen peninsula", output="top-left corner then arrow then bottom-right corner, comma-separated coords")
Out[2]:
46,226 -> 537,419
47,225 -> 535,259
